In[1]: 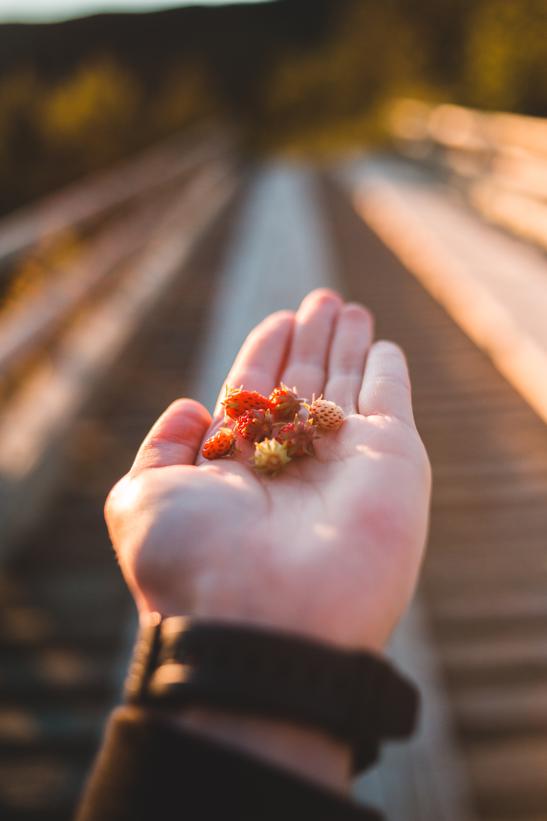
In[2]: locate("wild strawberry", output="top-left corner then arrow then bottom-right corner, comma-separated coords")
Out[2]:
202,428 -> 236,460
253,438 -> 291,475
276,419 -> 317,457
269,384 -> 303,421
222,386 -> 271,420
234,409 -> 273,443
309,398 -> 345,432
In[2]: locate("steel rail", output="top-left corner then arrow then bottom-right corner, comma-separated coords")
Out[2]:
0,126 -> 233,267
0,156 -> 238,555
389,100 -> 547,250
0,151 -> 231,382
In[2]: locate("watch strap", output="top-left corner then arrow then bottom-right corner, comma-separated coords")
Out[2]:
124,614 -> 419,772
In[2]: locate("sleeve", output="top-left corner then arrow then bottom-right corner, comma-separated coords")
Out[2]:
75,707 -> 382,821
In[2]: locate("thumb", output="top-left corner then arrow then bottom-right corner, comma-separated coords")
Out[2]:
130,398 -> 212,473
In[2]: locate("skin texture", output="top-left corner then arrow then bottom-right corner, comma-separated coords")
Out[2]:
105,289 -> 432,790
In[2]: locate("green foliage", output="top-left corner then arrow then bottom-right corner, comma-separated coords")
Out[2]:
464,0 -> 547,113
257,1 -> 426,153
40,59 -> 140,167
149,62 -> 218,138
0,57 -> 219,215
0,70 -> 44,210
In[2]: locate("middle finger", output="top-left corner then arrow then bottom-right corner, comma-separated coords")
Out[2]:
280,289 -> 342,400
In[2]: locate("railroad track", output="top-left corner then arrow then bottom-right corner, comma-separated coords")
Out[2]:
0,129 -> 243,819
0,129 -> 239,554
323,175 -> 547,820
0,135 -> 546,821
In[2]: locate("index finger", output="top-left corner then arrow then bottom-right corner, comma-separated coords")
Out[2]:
212,310 -> 295,418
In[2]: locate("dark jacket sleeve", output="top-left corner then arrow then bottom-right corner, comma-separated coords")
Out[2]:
76,707 -> 382,821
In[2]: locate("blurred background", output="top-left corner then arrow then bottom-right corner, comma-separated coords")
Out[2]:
1,0 -> 546,215
1,1 -> 546,820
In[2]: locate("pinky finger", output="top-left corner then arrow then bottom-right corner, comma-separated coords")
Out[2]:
358,341 -> 415,427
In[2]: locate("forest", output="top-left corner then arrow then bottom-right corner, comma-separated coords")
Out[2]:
0,0 -> 545,215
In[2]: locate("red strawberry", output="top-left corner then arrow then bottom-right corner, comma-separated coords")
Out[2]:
269,384 -> 303,421
222,386 -> 271,420
276,418 -> 317,457
202,428 -> 236,460
234,409 -> 273,443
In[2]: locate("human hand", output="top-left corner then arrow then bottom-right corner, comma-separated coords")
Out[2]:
106,288 -> 431,651
105,289 -> 431,788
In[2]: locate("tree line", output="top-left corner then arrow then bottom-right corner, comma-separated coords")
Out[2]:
0,0 -> 545,214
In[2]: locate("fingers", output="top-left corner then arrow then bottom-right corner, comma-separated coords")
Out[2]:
358,341 -> 415,427
324,303 -> 374,413
130,398 -> 212,473
213,310 -> 295,417
281,289 -> 343,399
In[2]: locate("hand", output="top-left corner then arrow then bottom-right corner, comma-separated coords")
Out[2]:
105,289 -> 431,787
106,289 -> 430,649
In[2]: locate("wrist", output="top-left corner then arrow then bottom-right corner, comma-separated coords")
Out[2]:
130,613 -> 353,787
138,593 -> 385,653
125,613 -> 419,783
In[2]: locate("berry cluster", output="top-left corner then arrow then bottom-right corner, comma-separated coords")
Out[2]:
202,384 -> 345,476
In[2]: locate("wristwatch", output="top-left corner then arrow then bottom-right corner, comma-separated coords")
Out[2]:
124,613 -> 419,772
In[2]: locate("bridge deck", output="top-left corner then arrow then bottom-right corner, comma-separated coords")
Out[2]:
0,160 -> 546,821
324,177 -> 547,820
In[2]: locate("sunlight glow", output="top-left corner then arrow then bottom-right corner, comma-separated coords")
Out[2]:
313,522 -> 337,541
355,444 -> 383,459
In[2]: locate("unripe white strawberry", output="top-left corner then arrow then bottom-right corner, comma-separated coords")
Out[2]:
253,438 -> 291,475
309,398 -> 345,432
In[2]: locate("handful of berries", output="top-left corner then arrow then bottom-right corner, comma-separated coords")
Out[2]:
202,384 -> 346,476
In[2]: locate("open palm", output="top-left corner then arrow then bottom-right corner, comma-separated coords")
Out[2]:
106,290 -> 431,652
